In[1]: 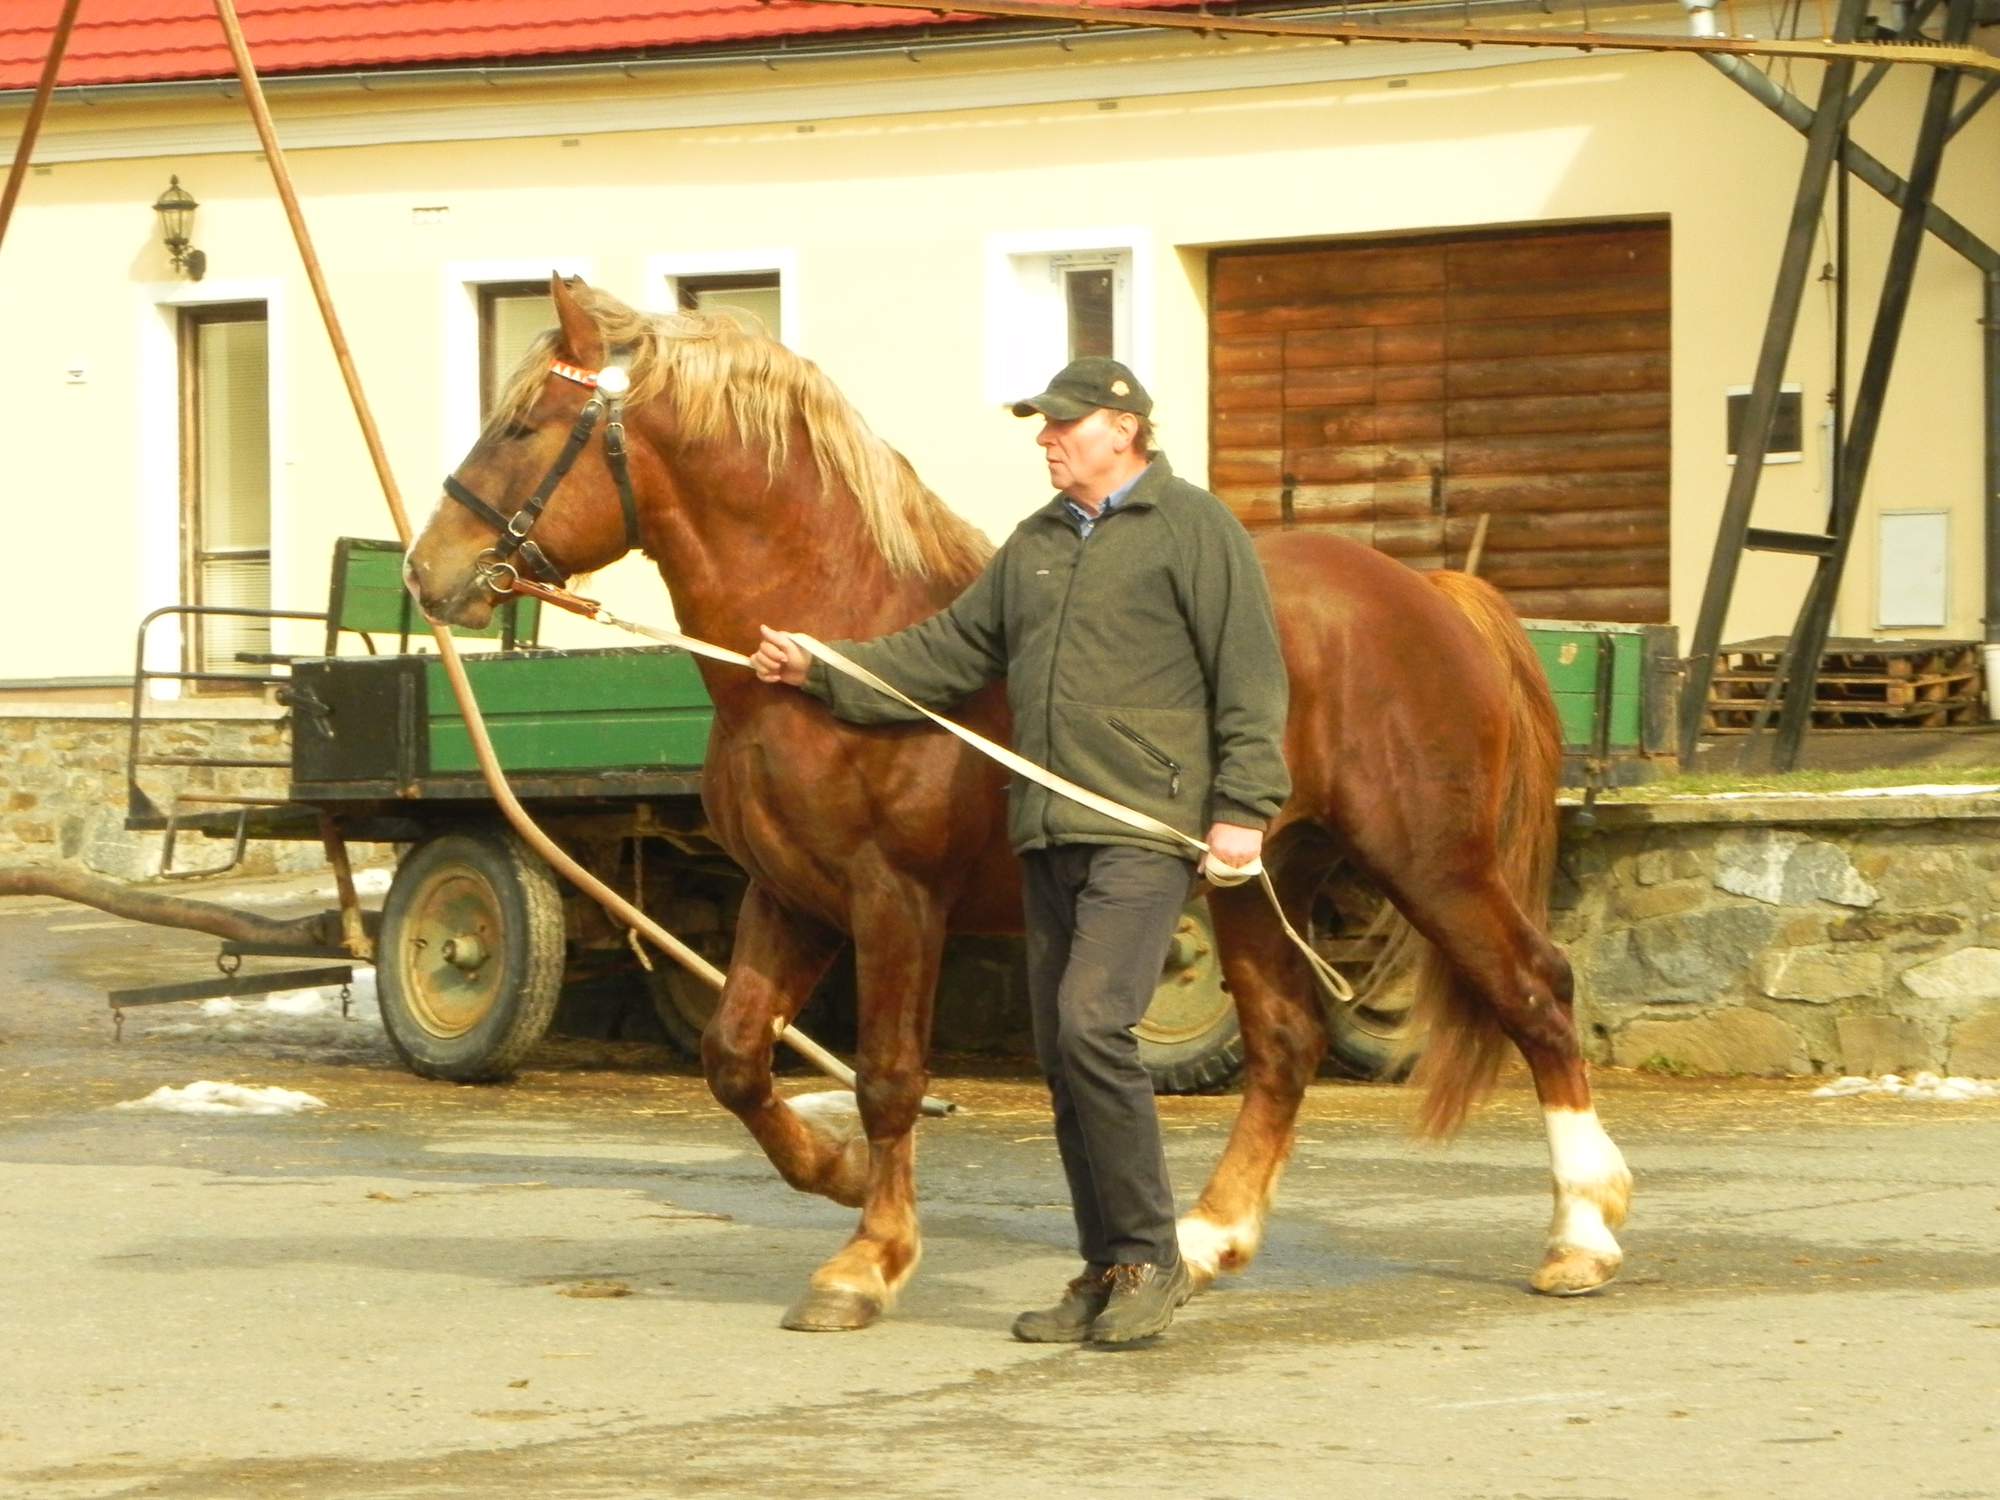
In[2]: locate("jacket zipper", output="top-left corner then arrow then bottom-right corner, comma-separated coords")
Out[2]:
1107,716 -> 1182,798
1041,530 -> 1086,841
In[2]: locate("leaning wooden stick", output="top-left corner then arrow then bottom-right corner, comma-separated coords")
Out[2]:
0,865 -> 350,951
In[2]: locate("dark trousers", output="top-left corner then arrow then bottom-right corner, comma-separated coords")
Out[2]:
1021,843 -> 1196,1268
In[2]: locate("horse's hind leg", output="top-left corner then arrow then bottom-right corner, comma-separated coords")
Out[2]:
1177,874 -> 1327,1291
1403,872 -> 1632,1295
782,877 -> 943,1332
1510,924 -> 1631,1296
702,883 -> 868,1206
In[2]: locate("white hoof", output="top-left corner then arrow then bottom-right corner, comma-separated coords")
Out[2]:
1176,1212 -> 1262,1291
1540,1107 -> 1632,1295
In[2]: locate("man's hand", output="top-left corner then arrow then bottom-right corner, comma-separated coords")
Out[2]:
1201,822 -> 1264,879
751,625 -> 811,687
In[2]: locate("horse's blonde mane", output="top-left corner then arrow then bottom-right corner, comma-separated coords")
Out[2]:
489,284 -> 993,582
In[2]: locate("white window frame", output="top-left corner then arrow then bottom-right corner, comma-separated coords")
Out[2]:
984,227 -> 1153,408
441,257 -> 594,475
137,278 -> 287,697
646,249 -> 800,348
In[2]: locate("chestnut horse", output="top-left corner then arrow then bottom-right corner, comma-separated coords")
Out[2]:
406,278 -> 1631,1330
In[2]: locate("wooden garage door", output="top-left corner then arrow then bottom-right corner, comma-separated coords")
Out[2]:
1209,221 -> 1669,622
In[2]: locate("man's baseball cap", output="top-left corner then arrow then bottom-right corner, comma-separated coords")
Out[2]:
1010,357 -> 1153,420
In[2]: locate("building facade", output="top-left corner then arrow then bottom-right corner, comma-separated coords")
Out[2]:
3,0 -> 1996,691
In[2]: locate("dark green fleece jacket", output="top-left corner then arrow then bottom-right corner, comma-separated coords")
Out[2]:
801,457 -> 1291,861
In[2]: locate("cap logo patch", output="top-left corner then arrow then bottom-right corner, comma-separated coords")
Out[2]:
1110,379 -> 1130,396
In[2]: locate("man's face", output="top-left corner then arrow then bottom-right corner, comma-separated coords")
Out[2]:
1037,408 -> 1136,498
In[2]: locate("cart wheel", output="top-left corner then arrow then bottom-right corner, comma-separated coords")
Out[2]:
1307,861 -> 1419,1082
377,826 -> 565,1082
1137,900 -> 1243,1095
644,936 -> 727,1059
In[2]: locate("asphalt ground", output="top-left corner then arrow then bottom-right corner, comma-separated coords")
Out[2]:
2,871 -> 1997,1499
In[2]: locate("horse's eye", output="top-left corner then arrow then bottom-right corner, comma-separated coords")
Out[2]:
502,422 -> 536,443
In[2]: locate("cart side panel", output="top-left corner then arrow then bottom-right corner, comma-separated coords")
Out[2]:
425,649 -> 714,773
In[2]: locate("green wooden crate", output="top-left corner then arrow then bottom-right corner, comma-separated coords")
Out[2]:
332,538 -> 539,648
426,647 -> 714,774
1522,620 -> 1646,753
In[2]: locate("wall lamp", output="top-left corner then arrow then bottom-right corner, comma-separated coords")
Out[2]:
152,176 -> 206,281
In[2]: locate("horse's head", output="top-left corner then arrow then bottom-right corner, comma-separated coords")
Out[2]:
406,276 -> 646,628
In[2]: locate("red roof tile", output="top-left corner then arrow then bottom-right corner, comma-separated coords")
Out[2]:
0,1 -> 1195,92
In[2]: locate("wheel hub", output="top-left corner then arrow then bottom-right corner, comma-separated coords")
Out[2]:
399,868 -> 504,1038
1135,909 -> 1230,1047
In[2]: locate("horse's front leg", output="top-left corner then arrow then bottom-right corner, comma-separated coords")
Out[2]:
1178,875 -> 1325,1290
783,877 -> 944,1332
702,883 -> 867,1204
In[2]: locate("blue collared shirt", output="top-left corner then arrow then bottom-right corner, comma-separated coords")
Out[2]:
1062,469 -> 1146,539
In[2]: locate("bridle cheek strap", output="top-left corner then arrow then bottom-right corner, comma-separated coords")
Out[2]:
441,473 -> 565,586
441,357 -> 645,590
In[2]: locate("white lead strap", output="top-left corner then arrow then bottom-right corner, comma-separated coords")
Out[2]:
561,605 -> 1354,1004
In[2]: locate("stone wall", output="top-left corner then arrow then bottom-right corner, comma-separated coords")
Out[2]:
0,707 -> 329,879
1559,796 -> 2000,1079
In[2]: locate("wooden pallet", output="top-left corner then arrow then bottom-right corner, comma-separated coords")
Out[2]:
1704,637 -> 1985,732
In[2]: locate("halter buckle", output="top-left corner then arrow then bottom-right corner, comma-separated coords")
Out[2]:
474,550 -> 519,594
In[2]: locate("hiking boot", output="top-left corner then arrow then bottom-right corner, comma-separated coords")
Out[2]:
1088,1258 -> 1192,1345
1011,1267 -> 1113,1343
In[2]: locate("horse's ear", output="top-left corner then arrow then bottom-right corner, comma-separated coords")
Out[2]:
550,274 -> 605,368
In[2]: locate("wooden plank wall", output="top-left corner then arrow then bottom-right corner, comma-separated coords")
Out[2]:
1209,221 -> 1670,622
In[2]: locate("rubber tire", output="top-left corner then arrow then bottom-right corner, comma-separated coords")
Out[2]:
1137,899 -> 1244,1095
377,826 -> 565,1082
645,947 -> 725,1060
1306,862 -> 1420,1083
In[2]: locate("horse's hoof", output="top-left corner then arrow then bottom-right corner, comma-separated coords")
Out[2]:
1530,1247 -> 1622,1297
781,1285 -> 884,1332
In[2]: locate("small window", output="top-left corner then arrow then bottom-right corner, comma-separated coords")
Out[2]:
479,281 -> 555,420
1725,384 -> 1805,464
988,244 -> 1137,405
1066,267 -> 1115,359
677,271 -> 782,339
179,303 -> 270,680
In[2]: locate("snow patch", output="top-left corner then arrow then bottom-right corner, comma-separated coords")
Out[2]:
1812,1071 -> 1999,1101
142,973 -> 386,1063
115,1081 -> 328,1116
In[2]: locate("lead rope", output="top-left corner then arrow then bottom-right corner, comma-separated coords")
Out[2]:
507,582 -> 1353,1005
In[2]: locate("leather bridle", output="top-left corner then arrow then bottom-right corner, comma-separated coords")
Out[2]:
443,357 -> 643,590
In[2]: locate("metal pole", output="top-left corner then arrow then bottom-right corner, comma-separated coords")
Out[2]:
203,0 -> 944,1111
1676,0 -> 1867,767
1985,269 -> 2000,646
0,0 -> 84,254
1772,0 -> 1977,766
1702,54 -> 1999,273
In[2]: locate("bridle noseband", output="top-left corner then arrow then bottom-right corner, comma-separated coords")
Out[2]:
444,357 -> 643,591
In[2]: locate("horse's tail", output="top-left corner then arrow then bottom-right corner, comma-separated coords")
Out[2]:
1406,571 -> 1565,1140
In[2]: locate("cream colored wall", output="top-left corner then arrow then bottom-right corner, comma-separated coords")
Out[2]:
2,34 -> 1996,684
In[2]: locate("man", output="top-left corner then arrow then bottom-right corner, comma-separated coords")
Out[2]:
750,356 -> 1290,1345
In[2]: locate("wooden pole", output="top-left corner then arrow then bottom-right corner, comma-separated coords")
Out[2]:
0,864 -> 350,950
1462,513 -> 1491,578
0,0 -> 85,254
